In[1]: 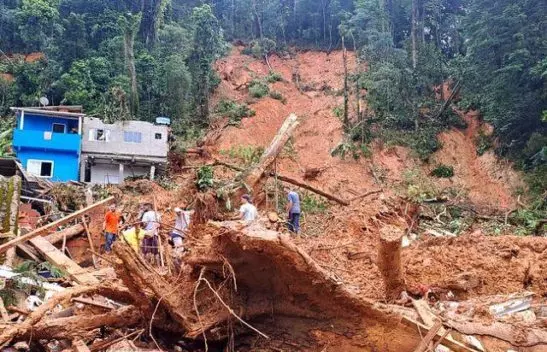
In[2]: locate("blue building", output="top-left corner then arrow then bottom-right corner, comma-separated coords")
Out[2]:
11,107 -> 84,182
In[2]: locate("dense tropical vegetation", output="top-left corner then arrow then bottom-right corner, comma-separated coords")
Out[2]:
0,0 -> 545,182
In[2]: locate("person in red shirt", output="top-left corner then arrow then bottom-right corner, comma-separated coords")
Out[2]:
103,203 -> 121,252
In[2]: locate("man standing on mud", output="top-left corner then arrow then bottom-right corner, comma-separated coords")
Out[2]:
286,189 -> 301,234
103,203 -> 121,252
141,203 -> 160,264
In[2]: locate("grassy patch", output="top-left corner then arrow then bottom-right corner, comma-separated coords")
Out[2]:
476,131 -> 494,156
196,166 -> 214,191
301,193 -> 329,214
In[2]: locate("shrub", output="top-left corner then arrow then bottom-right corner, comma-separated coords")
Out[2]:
332,106 -> 343,118
301,193 -> 328,214
196,166 -> 214,191
269,90 -> 286,103
221,145 -> 264,166
431,164 -> 454,178
215,99 -> 255,123
266,70 -> 283,83
476,131 -> 493,156
249,79 -> 269,98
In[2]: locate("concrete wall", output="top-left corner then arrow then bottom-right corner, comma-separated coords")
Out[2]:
81,117 -> 169,158
88,163 -> 150,184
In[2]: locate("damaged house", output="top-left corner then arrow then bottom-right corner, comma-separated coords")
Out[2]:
80,117 -> 169,184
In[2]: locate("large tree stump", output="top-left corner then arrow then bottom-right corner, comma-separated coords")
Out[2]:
378,225 -> 405,301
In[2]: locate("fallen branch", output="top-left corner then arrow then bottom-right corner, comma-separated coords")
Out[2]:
0,283 -> 132,347
347,189 -> 383,203
270,173 -> 349,206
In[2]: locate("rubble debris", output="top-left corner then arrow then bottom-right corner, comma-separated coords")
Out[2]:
0,196 -> 114,254
489,293 -> 533,318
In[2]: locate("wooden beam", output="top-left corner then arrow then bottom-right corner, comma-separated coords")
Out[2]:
80,217 -> 97,269
413,319 -> 443,352
0,197 -> 114,255
29,236 -> 99,285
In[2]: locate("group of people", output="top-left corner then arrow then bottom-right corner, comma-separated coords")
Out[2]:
238,189 -> 301,233
103,203 -> 192,264
102,189 -> 302,260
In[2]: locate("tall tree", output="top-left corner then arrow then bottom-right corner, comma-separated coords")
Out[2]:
188,4 -> 224,125
119,13 -> 141,118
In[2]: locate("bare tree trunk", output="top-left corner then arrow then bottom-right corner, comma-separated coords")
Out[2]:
378,225 -> 405,301
411,0 -> 417,70
342,36 -> 350,133
123,25 -> 139,118
3,176 -> 20,268
251,0 -> 263,39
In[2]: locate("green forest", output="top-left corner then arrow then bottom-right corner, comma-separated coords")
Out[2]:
0,0 -> 545,183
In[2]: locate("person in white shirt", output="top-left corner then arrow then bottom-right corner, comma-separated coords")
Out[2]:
171,207 -> 191,248
141,203 -> 160,264
239,194 -> 258,221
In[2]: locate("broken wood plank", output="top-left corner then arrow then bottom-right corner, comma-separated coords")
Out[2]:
400,316 -> 480,352
0,196 -> 114,255
413,319 -> 443,352
29,236 -> 99,285
44,223 -> 84,245
272,173 -> 349,206
15,243 -> 40,262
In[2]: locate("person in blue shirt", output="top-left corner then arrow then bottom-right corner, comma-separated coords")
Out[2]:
285,189 -> 301,233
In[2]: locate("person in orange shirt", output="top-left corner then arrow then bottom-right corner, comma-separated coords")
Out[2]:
103,203 -> 121,252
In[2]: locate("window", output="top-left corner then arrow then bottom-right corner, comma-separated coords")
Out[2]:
123,131 -> 142,143
27,160 -> 54,178
89,129 -> 109,142
155,133 -> 162,140
52,123 -> 66,133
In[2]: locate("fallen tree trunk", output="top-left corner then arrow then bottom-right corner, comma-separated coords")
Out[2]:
0,196 -> 114,255
238,114 -> 299,194
445,319 -> 547,347
19,306 -> 140,341
44,223 -> 84,245
378,225 -> 405,301
271,173 -> 349,206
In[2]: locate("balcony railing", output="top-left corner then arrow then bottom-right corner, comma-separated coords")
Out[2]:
13,129 -> 81,153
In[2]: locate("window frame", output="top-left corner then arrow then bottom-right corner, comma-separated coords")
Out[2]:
123,131 -> 143,144
27,159 -> 54,178
52,123 -> 66,134
154,133 -> 162,140
89,128 -> 109,142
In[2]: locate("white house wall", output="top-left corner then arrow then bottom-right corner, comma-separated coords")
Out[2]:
81,117 -> 169,158
89,163 -> 150,184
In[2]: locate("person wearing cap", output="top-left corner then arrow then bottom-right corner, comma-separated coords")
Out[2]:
239,194 -> 258,221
